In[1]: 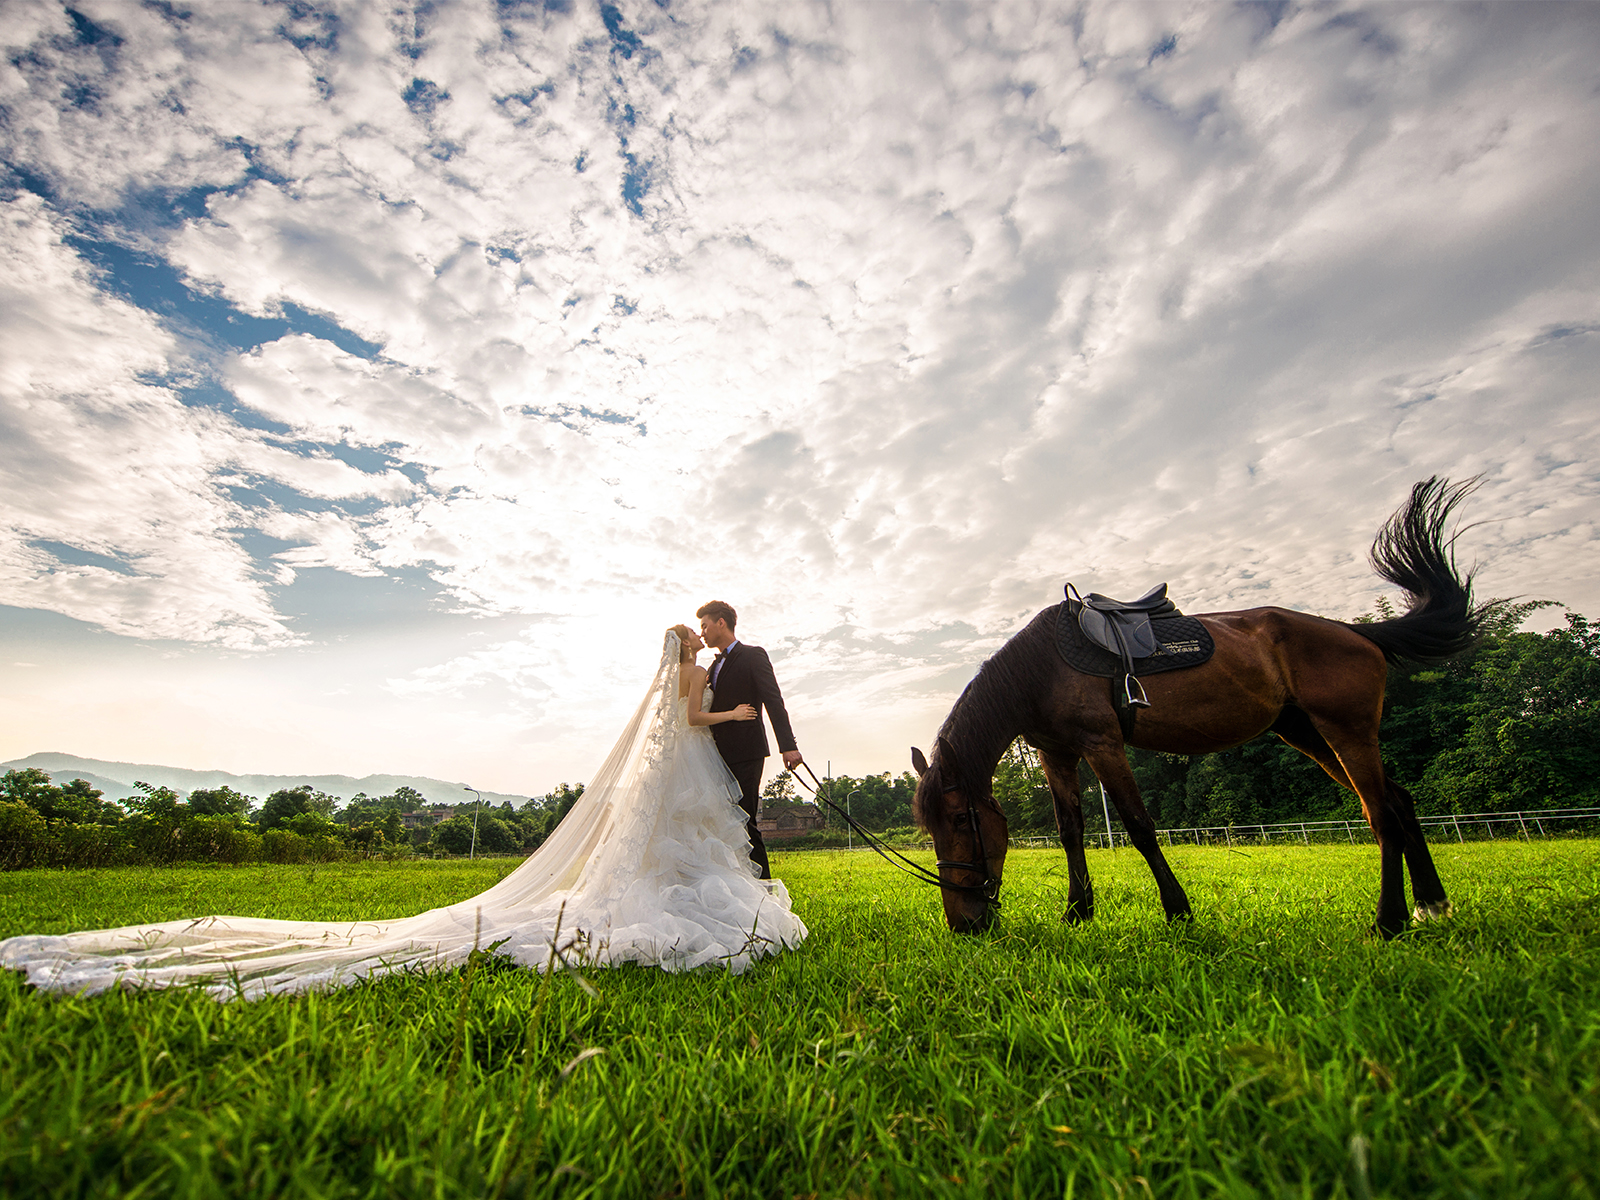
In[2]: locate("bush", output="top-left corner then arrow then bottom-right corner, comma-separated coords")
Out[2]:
0,801 -> 47,869
46,822 -> 131,868
260,829 -> 310,864
431,814 -> 519,855
181,816 -> 260,865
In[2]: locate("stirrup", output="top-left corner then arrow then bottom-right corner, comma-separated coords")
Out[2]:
1123,674 -> 1151,709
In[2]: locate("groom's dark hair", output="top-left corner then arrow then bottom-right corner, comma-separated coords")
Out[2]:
696,600 -> 737,630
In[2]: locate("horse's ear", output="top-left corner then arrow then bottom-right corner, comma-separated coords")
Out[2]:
911,747 -> 928,778
936,735 -> 958,772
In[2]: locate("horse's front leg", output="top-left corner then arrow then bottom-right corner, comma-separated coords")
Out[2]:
1083,746 -> 1193,923
1040,751 -> 1094,923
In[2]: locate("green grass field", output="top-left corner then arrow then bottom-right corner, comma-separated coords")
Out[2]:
2,841 -> 1597,1198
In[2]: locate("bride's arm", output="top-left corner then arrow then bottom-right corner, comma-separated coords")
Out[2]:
686,670 -> 757,726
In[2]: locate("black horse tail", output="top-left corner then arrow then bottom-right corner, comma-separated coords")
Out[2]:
1344,476 -> 1484,666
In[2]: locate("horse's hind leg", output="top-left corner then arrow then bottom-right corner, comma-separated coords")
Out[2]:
1039,750 -> 1094,923
1274,706 -> 1448,927
1082,746 -> 1193,922
1386,777 -> 1450,920
1288,709 -> 1411,936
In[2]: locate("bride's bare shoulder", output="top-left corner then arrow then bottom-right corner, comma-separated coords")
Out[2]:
677,661 -> 708,697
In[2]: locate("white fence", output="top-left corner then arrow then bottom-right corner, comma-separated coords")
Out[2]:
1000,806 -> 1600,851
844,807 -> 1600,854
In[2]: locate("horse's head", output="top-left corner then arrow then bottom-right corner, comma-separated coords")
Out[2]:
911,738 -> 1007,934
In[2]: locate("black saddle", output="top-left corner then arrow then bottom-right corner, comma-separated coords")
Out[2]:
1081,584 -> 1177,615
1071,583 -> 1175,709
1060,583 -> 1213,738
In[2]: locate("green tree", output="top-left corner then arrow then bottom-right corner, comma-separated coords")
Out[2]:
257,786 -> 314,831
525,783 -> 585,839
1417,611 -> 1600,813
760,773 -> 797,805
285,810 -> 339,839
188,786 -> 255,819
993,742 -> 1053,833
475,816 -> 517,854
125,781 -> 185,820
1,768 -> 61,813
0,771 -> 121,825
818,772 -> 916,832
433,815 -> 475,855
390,786 -> 426,810
337,792 -> 403,828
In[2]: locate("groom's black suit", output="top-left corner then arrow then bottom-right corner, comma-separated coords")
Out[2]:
707,641 -> 796,880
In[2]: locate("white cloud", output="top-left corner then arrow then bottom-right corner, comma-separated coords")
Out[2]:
0,194 -> 294,645
1,0 -> 1597,785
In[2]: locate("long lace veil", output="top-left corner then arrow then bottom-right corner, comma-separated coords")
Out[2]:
0,632 -> 694,999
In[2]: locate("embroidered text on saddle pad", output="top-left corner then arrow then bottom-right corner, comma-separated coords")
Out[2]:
1052,599 -> 1215,679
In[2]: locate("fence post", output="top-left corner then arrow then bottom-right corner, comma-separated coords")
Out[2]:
1534,816 -> 1546,837
1301,823 -> 1309,845
1515,810 -> 1529,841
1452,815 -> 1464,843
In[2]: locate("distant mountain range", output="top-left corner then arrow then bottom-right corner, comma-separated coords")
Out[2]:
1,752 -> 532,811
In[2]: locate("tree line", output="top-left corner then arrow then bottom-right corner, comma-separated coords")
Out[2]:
3,603 -> 1594,867
0,773 -> 589,870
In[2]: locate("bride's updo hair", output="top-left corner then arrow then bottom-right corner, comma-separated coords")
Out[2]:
668,623 -> 696,664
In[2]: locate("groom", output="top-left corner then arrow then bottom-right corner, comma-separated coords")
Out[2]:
697,600 -> 802,880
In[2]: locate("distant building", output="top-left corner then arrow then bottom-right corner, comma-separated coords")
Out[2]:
400,808 -> 452,829
757,801 -> 826,841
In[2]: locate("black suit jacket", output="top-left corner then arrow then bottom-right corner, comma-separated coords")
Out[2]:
707,642 -> 797,764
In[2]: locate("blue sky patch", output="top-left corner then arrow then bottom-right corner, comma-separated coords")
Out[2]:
271,565 -> 456,635
402,77 -> 449,116
66,235 -> 381,358
599,3 -> 644,60
28,540 -> 138,576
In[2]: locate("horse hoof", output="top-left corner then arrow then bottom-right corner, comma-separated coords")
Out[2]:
1413,900 -> 1453,922
1165,909 -> 1194,924
1061,907 -> 1093,925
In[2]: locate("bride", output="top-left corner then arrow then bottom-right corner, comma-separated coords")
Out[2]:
0,626 -> 808,999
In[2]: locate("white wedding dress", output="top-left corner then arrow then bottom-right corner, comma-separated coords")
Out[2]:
0,632 -> 807,999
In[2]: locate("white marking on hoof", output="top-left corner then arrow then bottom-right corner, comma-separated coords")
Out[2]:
1413,900 -> 1453,922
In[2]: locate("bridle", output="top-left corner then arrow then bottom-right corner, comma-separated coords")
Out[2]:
792,761 -> 1002,908
936,785 -> 1003,905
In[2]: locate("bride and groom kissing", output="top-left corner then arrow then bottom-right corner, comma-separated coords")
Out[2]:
1,599 -> 810,998
681,599 -> 803,882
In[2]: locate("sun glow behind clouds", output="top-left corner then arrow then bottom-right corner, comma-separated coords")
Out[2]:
0,0 -> 1597,791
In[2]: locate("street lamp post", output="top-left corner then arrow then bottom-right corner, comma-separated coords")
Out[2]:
463,786 -> 482,859
847,789 -> 861,851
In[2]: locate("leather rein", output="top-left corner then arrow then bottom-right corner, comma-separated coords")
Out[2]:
789,762 -> 1002,906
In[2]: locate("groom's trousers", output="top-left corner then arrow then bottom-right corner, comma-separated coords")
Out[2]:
727,758 -> 772,880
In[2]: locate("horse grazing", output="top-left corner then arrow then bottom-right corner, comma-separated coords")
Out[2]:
911,478 -> 1483,939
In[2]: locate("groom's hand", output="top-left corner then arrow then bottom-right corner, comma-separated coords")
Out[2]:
782,750 -> 803,770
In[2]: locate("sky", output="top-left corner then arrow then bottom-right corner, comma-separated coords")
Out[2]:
1,0 -> 1597,799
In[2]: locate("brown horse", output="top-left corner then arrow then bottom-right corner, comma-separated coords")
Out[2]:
911,478 -> 1482,938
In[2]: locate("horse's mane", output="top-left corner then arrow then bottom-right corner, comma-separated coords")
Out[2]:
913,607 -> 1059,828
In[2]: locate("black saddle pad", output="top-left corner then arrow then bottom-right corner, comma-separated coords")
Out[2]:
1053,599 -> 1215,679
